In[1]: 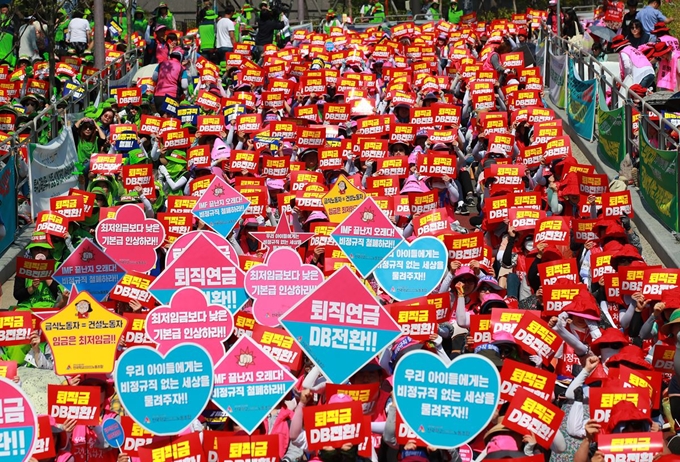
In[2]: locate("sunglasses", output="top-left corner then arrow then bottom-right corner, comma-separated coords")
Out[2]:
25,101 -> 37,107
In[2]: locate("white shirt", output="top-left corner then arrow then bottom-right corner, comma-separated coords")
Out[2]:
68,17 -> 91,43
216,17 -> 235,49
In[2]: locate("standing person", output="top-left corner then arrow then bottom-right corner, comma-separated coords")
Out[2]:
425,0 -> 441,20
360,0 -> 375,21
152,47 -> 189,111
67,10 -> 91,54
612,34 -> 656,88
275,4 -> 291,48
546,0 -> 563,35
198,0 -> 213,22
215,4 -> 236,61
198,9 -> 218,61
253,9 -> 284,60
448,0 -> 463,23
622,0 -> 639,36
156,2 -> 176,30
322,9 -> 341,34
132,7 -> 148,35
18,19 -> 40,62
626,19 -> 650,48
153,25 -> 170,64
636,0 -> 673,36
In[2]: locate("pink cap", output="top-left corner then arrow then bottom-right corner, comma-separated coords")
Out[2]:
211,138 -> 231,161
487,435 -> 519,453
328,393 -> 354,404
304,211 -> 328,224
492,330 -> 516,345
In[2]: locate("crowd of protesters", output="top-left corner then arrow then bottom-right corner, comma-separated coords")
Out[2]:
1,1 -> 680,462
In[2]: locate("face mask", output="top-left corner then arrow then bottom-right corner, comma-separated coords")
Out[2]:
524,240 -> 534,252
600,347 -> 618,362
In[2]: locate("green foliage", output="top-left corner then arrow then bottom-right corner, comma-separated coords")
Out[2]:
660,1 -> 680,39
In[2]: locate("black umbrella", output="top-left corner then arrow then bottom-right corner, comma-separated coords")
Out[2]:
588,25 -> 617,42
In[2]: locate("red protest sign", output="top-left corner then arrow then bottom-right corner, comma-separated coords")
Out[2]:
412,207 -> 450,237
0,360 -> 17,378
491,308 -> 526,335
251,324 -> 303,371
262,157 -> 290,179
602,191 -> 634,219
47,385 -> 101,425
618,366 -> 662,407
115,87 -> 142,105
158,212 -> 193,243
642,268 -> 680,298
0,311 -> 32,346
408,190 -> 437,215
388,302 -> 438,340
122,312 -> 155,347
138,432 -> 204,462
167,196 -> 198,214
120,415 -> 154,456
591,252 -> 615,284
318,146 -> 343,171
324,103 -> 351,123
240,185 -> 269,217
235,113 -> 261,133
139,114 -> 162,135
499,359 -> 557,402
234,310 -> 256,337
110,272 -> 157,309
122,164 -> 156,199
303,401 -> 364,450
538,258 -> 578,287
230,150 -> 261,174
483,195 -> 511,224
395,410 -> 428,446
542,283 -> 586,317
508,208 -> 545,232
417,152 -> 457,178
512,314 -> 563,365
572,219 -> 598,244
443,231 -> 484,264
296,126 -> 326,148
358,139 -> 389,160
619,266 -> 648,296
533,217 -> 570,246
16,257 -> 56,280
652,344 -> 675,373
503,388 -> 564,448
50,195 -> 85,222
589,387 -> 650,423
33,414 -> 56,459
469,315 -> 492,348
597,432 -> 663,461
203,433 -> 278,462
326,383 -> 380,406
90,153 -> 123,175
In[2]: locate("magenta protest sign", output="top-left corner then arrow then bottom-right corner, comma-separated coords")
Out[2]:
96,204 -> 165,273
251,213 -> 315,251
245,247 -> 324,328
192,176 -> 250,237
145,286 -> 234,364
52,238 -> 125,302
166,230 -> 238,266
331,196 -> 404,278
212,335 -> 296,434
148,233 -> 248,312
0,376 -> 38,462
279,266 -> 402,384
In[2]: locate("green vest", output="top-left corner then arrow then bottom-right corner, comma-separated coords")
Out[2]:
17,279 -> 58,311
56,20 -> 69,43
448,7 -> 463,23
199,22 -> 216,49
156,13 -> 174,30
371,10 -> 385,22
428,7 -> 440,20
133,19 -> 148,35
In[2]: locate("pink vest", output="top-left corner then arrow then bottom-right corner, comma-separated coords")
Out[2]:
154,58 -> 183,98
657,51 -> 680,91
660,35 -> 680,52
482,51 -> 498,72
619,46 -> 652,80
156,41 -> 169,64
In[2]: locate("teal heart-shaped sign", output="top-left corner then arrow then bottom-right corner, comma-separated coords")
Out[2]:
114,344 -> 214,436
393,351 -> 500,449
373,236 -> 448,301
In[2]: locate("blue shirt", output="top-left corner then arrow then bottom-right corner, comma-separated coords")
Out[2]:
636,5 -> 667,35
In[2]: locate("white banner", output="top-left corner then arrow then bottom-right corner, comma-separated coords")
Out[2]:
549,47 -> 567,109
30,128 -> 78,217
